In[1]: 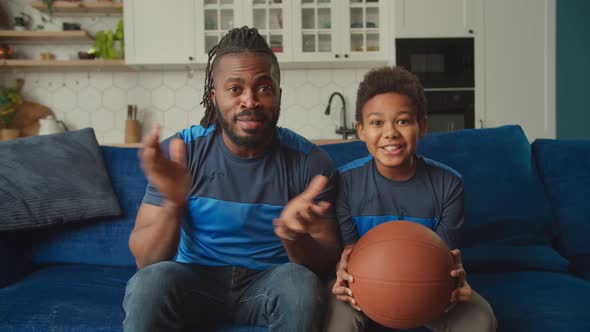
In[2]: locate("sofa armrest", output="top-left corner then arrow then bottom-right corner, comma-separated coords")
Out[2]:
0,232 -> 33,287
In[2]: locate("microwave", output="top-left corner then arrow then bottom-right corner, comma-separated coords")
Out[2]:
395,38 -> 474,89
425,90 -> 474,133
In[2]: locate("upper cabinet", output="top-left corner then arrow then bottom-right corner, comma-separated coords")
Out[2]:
124,0 -> 197,65
394,0 -> 482,38
292,0 -> 390,62
195,0 -> 292,63
125,0 -> 390,66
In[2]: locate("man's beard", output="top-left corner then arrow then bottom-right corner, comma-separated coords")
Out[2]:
215,103 -> 280,150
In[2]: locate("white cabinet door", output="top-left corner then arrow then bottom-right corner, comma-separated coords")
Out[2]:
480,0 -> 556,140
292,0 -> 390,62
124,0 -> 196,65
195,0 -> 242,63
394,0 -> 480,38
242,0 -> 293,62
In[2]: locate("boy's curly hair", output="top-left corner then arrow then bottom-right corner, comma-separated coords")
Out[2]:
200,26 -> 280,130
355,66 -> 427,123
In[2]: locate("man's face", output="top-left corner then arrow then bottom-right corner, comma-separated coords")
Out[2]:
211,52 -> 281,156
357,92 -> 427,181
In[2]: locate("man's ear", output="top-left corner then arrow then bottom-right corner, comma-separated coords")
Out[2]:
418,116 -> 428,138
356,122 -> 366,141
210,89 -> 217,107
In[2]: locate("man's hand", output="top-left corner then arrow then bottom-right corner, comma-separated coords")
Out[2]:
138,125 -> 190,206
273,175 -> 332,241
332,246 -> 361,311
445,249 -> 473,313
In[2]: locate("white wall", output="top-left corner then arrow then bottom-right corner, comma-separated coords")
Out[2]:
1,0 -> 366,144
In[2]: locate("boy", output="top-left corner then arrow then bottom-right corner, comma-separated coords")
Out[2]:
325,67 -> 496,332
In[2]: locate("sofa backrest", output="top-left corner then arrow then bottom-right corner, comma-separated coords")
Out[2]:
321,125 -> 557,249
30,147 -> 145,267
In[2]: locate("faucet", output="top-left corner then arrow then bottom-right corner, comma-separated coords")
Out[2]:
324,92 -> 356,140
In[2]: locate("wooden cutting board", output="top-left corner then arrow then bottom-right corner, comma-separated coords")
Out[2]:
13,101 -> 54,137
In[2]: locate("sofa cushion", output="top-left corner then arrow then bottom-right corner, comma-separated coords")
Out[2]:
322,126 -> 556,248
532,139 -> 590,279
469,271 -> 590,331
461,245 -> 569,273
0,128 -> 121,231
0,231 -> 32,287
31,147 -> 146,267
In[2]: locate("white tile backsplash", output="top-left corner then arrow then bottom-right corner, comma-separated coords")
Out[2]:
2,0 -> 369,144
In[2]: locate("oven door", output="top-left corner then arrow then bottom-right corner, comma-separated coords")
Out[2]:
425,90 -> 474,133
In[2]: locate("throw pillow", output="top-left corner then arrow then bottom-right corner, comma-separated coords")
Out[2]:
0,128 -> 122,231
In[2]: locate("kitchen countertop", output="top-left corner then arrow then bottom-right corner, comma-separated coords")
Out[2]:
104,139 -> 358,148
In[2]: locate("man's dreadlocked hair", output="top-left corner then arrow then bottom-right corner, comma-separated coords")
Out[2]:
200,26 -> 280,130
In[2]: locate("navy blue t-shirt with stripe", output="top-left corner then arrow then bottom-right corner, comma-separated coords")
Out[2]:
337,155 -> 464,249
142,125 -> 336,271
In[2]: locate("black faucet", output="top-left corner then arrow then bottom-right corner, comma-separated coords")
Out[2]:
325,92 -> 356,140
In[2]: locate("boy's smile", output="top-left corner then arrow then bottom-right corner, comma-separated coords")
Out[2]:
357,92 -> 427,181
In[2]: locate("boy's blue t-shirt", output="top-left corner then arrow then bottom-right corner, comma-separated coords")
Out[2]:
142,125 -> 336,271
337,155 -> 464,249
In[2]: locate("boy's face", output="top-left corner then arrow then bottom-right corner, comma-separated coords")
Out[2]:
357,92 -> 427,181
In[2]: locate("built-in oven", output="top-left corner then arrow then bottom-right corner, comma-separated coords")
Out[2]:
425,90 -> 474,133
396,38 -> 475,132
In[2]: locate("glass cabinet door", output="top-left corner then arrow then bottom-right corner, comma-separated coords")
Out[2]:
200,0 -> 237,60
346,0 -> 382,54
248,0 -> 291,61
293,0 -> 338,61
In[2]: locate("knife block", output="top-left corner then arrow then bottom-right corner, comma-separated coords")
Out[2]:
124,119 -> 141,144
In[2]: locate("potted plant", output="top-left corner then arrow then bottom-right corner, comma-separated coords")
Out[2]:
0,81 -> 23,140
90,20 -> 124,59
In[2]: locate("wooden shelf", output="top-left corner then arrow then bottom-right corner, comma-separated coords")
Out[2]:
1,59 -> 126,70
31,1 -> 123,15
0,30 -> 93,43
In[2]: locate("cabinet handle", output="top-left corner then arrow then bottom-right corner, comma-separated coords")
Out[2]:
188,56 -> 194,61
479,119 -> 485,128
468,29 -> 474,34
344,54 -> 349,58
335,54 -> 340,58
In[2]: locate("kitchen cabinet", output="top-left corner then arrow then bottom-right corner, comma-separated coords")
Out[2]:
291,0 -> 391,62
196,0 -> 292,63
124,0 -> 197,65
394,0 -> 482,38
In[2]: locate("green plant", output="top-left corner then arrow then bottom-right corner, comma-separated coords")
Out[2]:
90,20 -> 124,59
0,86 -> 22,129
42,0 -> 54,14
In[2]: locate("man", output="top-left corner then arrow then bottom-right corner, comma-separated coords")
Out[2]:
122,26 -> 341,332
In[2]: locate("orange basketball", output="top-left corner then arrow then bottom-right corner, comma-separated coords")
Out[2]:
348,220 -> 455,329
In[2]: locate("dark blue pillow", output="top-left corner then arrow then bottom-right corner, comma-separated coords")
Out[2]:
0,128 -> 121,231
533,139 -> 590,280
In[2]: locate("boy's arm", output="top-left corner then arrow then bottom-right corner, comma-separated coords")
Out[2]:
436,177 -> 465,249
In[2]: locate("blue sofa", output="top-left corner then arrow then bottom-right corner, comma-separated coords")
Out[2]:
1,125 -> 589,332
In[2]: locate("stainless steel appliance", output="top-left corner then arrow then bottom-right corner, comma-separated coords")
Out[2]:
396,38 -> 475,132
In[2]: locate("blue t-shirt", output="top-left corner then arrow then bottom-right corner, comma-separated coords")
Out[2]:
337,155 -> 464,249
142,125 -> 336,271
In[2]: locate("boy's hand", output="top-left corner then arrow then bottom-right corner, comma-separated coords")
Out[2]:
139,124 -> 190,206
273,175 -> 332,241
332,246 -> 362,311
445,249 -> 473,313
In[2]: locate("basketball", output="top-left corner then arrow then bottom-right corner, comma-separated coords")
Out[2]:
347,220 -> 455,329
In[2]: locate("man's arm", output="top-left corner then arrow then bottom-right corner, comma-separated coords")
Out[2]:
130,125 -> 190,269
129,202 -> 184,269
274,175 -> 342,277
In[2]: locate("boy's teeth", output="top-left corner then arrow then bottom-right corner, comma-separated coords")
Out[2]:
383,145 -> 399,151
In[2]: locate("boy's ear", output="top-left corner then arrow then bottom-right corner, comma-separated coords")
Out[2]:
356,122 -> 366,141
418,116 -> 428,138
211,89 -> 217,107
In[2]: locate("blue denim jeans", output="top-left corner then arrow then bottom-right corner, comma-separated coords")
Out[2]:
123,261 -> 326,332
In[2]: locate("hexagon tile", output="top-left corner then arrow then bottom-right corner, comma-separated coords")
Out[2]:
13,67 -> 366,144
